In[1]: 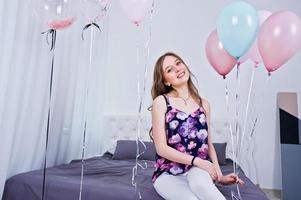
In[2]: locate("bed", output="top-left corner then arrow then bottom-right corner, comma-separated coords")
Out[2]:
2,115 -> 268,200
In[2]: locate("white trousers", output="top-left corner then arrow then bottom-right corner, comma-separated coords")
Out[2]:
153,167 -> 226,200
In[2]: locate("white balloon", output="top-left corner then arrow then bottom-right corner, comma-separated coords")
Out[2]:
80,0 -> 111,23
31,0 -> 77,30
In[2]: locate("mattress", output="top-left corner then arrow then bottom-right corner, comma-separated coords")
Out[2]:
2,153 -> 268,200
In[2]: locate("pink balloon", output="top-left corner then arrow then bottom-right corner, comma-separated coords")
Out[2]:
238,10 -> 272,66
120,0 -> 153,26
205,29 -> 237,78
258,11 -> 301,72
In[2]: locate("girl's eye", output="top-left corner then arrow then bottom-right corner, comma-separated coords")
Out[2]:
166,67 -> 175,73
176,61 -> 181,66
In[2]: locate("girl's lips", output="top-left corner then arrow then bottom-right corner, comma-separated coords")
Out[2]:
177,70 -> 185,78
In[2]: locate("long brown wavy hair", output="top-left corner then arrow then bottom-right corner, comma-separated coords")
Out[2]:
149,52 -> 203,139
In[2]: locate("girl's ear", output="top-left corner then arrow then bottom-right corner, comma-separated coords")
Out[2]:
164,82 -> 171,87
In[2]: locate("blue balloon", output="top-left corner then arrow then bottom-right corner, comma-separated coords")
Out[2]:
217,1 -> 259,59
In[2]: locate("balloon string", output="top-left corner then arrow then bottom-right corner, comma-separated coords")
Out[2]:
253,73 -> 270,121
41,29 -> 56,200
42,29 -> 56,50
235,63 -> 240,174
231,188 -> 242,200
245,67 -> 270,186
132,2 -> 155,199
82,23 -> 101,40
132,29 -> 148,199
224,78 -> 237,177
132,25 -> 143,199
249,73 -> 270,141
233,62 -> 242,200
246,72 -> 270,185
239,66 -> 255,165
248,119 -> 258,184
79,27 -> 95,200
139,0 -> 154,115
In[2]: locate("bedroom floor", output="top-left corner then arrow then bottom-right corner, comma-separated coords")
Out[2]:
261,189 -> 281,200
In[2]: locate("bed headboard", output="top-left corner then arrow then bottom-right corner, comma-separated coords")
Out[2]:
103,114 -> 151,153
102,114 -> 238,160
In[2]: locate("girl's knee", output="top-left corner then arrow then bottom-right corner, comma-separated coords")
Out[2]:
189,177 -> 210,191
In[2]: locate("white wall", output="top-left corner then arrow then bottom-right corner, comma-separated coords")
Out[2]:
103,0 -> 301,190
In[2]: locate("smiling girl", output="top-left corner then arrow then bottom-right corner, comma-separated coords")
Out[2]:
150,52 -> 244,200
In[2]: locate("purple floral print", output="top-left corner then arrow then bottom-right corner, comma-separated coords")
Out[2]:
176,112 -> 188,120
198,144 -> 208,160
169,120 -> 179,130
168,133 -> 181,144
152,95 -> 209,183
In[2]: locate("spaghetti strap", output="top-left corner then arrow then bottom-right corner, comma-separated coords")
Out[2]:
162,94 -> 171,108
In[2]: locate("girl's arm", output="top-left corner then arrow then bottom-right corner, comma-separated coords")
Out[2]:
203,99 -> 245,185
202,99 -> 223,179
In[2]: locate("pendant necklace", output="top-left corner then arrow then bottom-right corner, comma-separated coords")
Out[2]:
178,95 -> 190,105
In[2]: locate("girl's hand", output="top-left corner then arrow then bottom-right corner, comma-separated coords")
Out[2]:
194,158 -> 218,181
219,173 -> 245,186
214,166 -> 223,182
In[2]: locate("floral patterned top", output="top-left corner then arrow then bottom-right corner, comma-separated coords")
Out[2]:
152,95 -> 209,183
